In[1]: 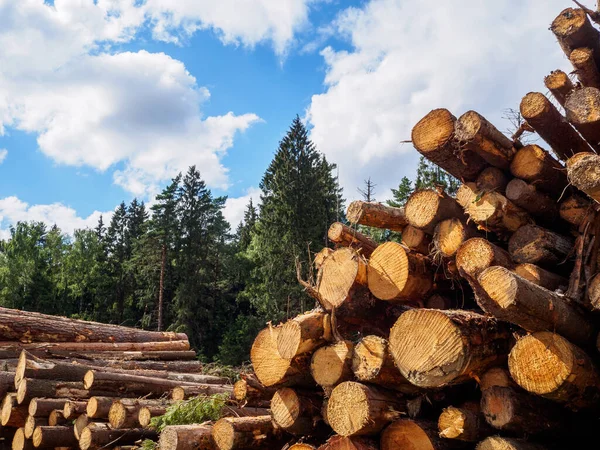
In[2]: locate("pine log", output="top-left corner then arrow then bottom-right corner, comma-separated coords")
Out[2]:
456,183 -> 478,209
211,416 -> 280,450
12,428 -> 34,450
317,248 -> 367,310
476,437 -> 547,450
250,326 -> 313,388
270,388 -> 323,435
401,225 -> 432,255
171,384 -> 234,401
314,248 -> 334,271
456,238 -> 514,279
0,372 -> 13,398
433,218 -> 480,258
2,394 -> 28,427
551,7 -> 600,67
510,145 -> 568,198
16,378 -> 112,405
570,48 -> 600,89
231,375 -> 276,408
424,294 -> 454,310
514,263 -> 567,291
508,225 -> 573,267
463,191 -> 532,235
505,179 -> 559,222
0,306 -> 186,343
31,426 -> 77,448
289,445 -> 318,450
367,242 -> 432,301
520,92 -> 592,160
590,273 -> 600,310
137,405 -> 168,428
479,367 -> 515,391
411,109 -> 487,180
478,266 -> 593,344
389,309 -> 512,388
39,357 -> 204,373
346,201 -> 407,231
317,435 -> 378,450
438,404 -> 491,442
381,419 -> 461,450
508,331 -> 600,410
48,350 -> 198,361
74,415 -> 110,441
559,195 -> 592,226
327,223 -> 377,258
476,167 -> 509,194
2,340 -> 189,353
62,401 -> 87,420
456,111 -> 516,169
565,87 -> 600,148
24,416 -> 47,439
544,70 -> 574,107
405,190 -> 465,234
158,425 -> 214,450
86,397 -> 118,419
277,312 -> 331,359
108,399 -> 169,429
78,427 -> 157,450
310,341 -> 354,389
567,152 -> 600,203
28,398 -> 68,418
47,410 -> 67,426
327,382 -> 405,436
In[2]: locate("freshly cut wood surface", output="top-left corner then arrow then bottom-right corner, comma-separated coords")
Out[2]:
510,145 -> 567,197
24,416 -> 47,439
270,387 -> 323,435
277,311 -> 331,360
405,189 -> 465,234
464,190 -> 532,235
317,247 -> 367,309
544,70 -> 574,106
401,225 -> 432,255
318,436 -> 378,450
505,179 -> 558,222
28,398 -> 68,417
1,394 -> 27,427
508,224 -> 573,267
327,222 -> 377,258
476,436 -> 547,450
565,87 -> 600,148
380,419 -> 452,450
346,201 -> 407,231
456,238 -> 514,280
310,341 -> 354,389
159,425 -> 214,450
438,404 -> 490,442
211,415 -> 279,450
62,400 -> 87,419
12,428 -> 33,450
514,263 -> 567,291
433,217 -> 480,258
79,426 -> 158,450
476,167 -> 509,194
32,426 -> 78,449
567,152 -> 600,203
569,48 -> 600,89
551,7 -> 600,67
559,195 -> 592,226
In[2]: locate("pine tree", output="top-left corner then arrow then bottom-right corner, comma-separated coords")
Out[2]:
388,176 -> 413,207
415,156 -> 459,195
106,202 -> 127,323
237,199 -> 258,253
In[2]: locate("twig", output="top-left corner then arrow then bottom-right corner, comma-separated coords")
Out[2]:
572,0 -> 600,24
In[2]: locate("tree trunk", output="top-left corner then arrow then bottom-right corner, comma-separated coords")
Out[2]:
346,201 -> 407,231
411,109 -> 487,181
158,243 -> 166,332
476,437 -> 547,450
327,382 -> 405,436
74,415 -> 110,441
211,416 -> 280,450
170,384 -> 234,401
464,191 -> 532,236
508,225 -> 574,268
367,242 -> 433,302
231,375 -> 276,408
78,426 -> 158,450
389,309 -> 512,388
476,167 -> 509,194
56,358 -> 204,373
406,190 -> 465,234
16,378 -> 113,405
86,397 -> 120,419
401,225 -> 432,255
456,111 -> 516,169
380,419 -> 463,450
310,341 -> 354,389
514,263 -> 568,291
567,152 -> 600,203
327,223 -> 377,258
316,248 -> 368,310
277,312 -> 331,360
47,410 -> 67,426
0,372 -> 13,398
0,306 -> 186,343
317,435 -> 378,450
433,218 -> 481,258
559,195 -> 593,227
456,238 -> 514,279
1,394 -> 27,427
28,398 -> 69,418
544,70 -> 574,107
24,416 -> 47,439
505,179 -> 559,223
33,350 -> 198,361
108,399 -> 170,429
510,145 -> 568,198
31,426 -> 77,449
3,340 -> 190,353
571,47 -> 600,89
551,7 -> 600,67
508,331 -> 600,410
159,425 -> 214,450
137,405 -> 167,428
12,428 -> 34,450
270,388 -> 324,436
565,87 -> 600,148
62,400 -> 87,420
456,183 -> 478,209
438,404 -> 492,442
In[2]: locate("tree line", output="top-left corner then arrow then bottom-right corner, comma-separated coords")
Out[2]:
0,117 -> 454,365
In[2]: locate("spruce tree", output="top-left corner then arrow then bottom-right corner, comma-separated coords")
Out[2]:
415,156 -> 459,195
388,176 -> 413,207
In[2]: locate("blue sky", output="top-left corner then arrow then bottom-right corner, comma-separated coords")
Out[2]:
0,0 -> 574,236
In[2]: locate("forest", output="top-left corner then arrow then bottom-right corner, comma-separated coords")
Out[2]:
0,117 -> 454,366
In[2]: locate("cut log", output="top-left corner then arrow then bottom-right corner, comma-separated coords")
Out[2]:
456,183 -> 478,209
520,92 -> 592,160
250,326 -> 312,388
567,152 -> 600,203
53,350 -> 198,361
367,242 -> 433,301
570,48 -> 600,89
411,109 -> 487,180
438,404 -> 491,442
171,384 -> 234,401
78,427 -> 158,450
514,263 -> 567,291
289,444 -> 317,450
231,375 -> 275,408
74,415 -> 110,441
211,416 -> 280,450
476,167 -> 509,194
478,266 -> 593,344
401,225 -> 432,255
544,70 -> 574,107
380,419 -> 458,450
314,248 -> 334,271
510,145 -> 568,198
351,335 -> 417,393
270,388 -> 323,435
327,223 -> 377,258
17,378 -> 112,405
159,425 -> 214,450
62,358 -> 204,373
505,179 -> 559,222
12,428 -> 34,450
3,340 -> 190,353
455,111 -> 516,169
433,218 -> 480,258
47,410 -> 67,426
590,273 -> 600,310
24,416 -> 47,440
389,309 -> 512,388
32,426 -> 77,449
327,381 -> 405,436
63,400 -> 87,419
108,399 -> 169,429
346,201 -> 407,231
405,190 -> 465,234
464,191 -> 532,235
138,405 -> 168,428
28,398 -> 68,418
508,224 -> 573,267
0,306 -> 186,343
0,372 -> 13,398
456,238 -> 514,279
476,437 -> 547,450
317,248 -> 367,310
2,394 -> 28,427
479,367 -> 515,391
508,331 -> 600,410
317,435 -> 378,450
310,341 -> 354,389
551,7 -> 600,67
565,87 -> 600,148
86,397 -> 118,419
559,195 -> 592,227
277,311 -> 331,359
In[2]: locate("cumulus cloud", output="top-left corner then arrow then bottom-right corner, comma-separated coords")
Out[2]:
306,0 -> 572,200
223,187 -> 262,228
0,149 -> 6,164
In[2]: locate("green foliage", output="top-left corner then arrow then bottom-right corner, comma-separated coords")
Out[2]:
415,156 -> 459,195
216,314 -> 264,366
388,176 -> 413,207
150,393 -> 230,432
140,439 -> 157,450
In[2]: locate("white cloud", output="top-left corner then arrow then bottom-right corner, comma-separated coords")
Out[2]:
0,149 -> 6,164
222,187 -> 261,228
306,0 -> 572,201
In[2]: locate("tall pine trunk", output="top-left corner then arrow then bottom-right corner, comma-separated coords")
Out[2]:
158,244 -> 166,332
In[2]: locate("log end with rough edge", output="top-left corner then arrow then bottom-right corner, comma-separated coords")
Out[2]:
405,189 -> 464,234
559,195 -> 592,226
346,200 -> 407,231
456,238 -> 513,279
380,419 -> 440,450
310,341 -> 353,388
476,167 -> 509,194
250,326 -> 294,387
567,152 -> 600,203
476,436 -> 547,450
317,247 -> 367,309
433,217 -> 477,258
544,70 -> 574,106
277,311 -> 331,360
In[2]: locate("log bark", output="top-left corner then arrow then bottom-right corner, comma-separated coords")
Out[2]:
476,437 -> 547,450
551,7 -> 600,67
171,384 -> 234,401
12,428 -> 34,450
327,223 -> 377,258
289,445 -> 318,450
314,247 -> 334,271
508,331 -> 600,410
381,419 -> 462,450
401,225 -> 432,255
108,399 -> 169,429
463,191 -> 532,236
455,111 -> 516,169
16,378 -> 113,405
565,87 -> 600,148
424,294 -> 454,310
367,242 -> 433,301
406,189 -> 465,234
2,394 -> 28,427
478,266 -> 593,344
31,426 -> 77,448
433,218 -> 481,258
48,350 -> 198,361
346,201 -> 407,231
316,248 -> 367,310
327,382 -> 405,436
590,273 -> 600,310
211,416 -> 281,450
559,194 -> 593,226
62,400 -> 87,420
86,396 -> 120,419
505,179 -> 559,223
508,224 -> 574,268
78,427 -> 158,450
438,404 -> 491,442
2,340 -> 189,353
310,341 -> 354,389
510,145 -> 568,198
514,263 -> 568,291
389,309 -> 512,388
28,398 -> 69,418
570,48 -> 600,89
567,152 -> 600,203
520,92 -> 592,160
231,375 -> 276,408
277,311 -> 331,360
159,425 -> 214,450
138,405 -> 168,428
74,415 -> 110,441
0,306 -> 186,343
476,167 -> 509,194
47,410 -> 67,426
24,416 -> 47,439
270,388 -> 323,435
317,435 -> 378,450
544,70 -> 574,107
0,372 -> 13,399
456,238 -> 514,279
